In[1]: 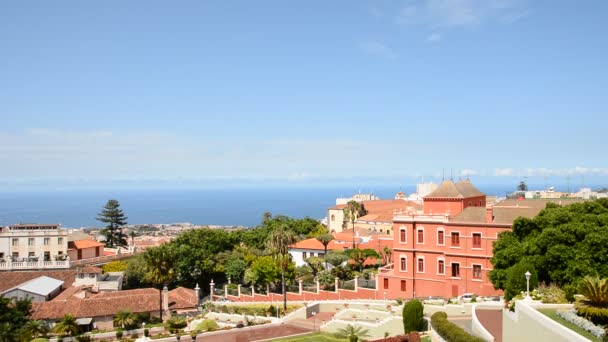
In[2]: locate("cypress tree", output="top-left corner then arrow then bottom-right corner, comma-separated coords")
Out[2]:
96,199 -> 128,248
402,299 -> 424,333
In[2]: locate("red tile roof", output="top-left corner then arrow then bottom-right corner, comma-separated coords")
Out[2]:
71,240 -> 105,249
0,270 -> 77,293
289,238 -> 346,251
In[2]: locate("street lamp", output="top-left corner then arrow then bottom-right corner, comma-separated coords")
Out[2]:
525,271 -> 531,299
312,311 -> 317,331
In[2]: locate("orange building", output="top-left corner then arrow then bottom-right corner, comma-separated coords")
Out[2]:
377,179 -> 543,299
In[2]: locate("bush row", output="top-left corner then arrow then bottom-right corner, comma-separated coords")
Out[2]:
208,303 -> 302,316
556,309 -> 605,339
431,312 -> 485,342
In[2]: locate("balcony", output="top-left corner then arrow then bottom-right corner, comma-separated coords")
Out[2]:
378,263 -> 394,274
0,258 -> 69,271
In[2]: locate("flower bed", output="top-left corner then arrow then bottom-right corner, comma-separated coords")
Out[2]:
556,309 -> 605,340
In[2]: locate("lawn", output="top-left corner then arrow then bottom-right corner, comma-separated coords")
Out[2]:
268,332 -> 347,342
537,309 -> 601,342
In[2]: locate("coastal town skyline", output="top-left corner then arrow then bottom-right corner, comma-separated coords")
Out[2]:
1,1 -> 607,189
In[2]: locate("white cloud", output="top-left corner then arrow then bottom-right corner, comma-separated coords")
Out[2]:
460,168 -> 479,176
426,33 -> 442,42
398,0 -> 528,28
494,168 -> 516,176
358,41 -> 398,59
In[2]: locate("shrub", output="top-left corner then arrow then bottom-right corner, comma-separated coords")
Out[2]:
195,319 -> 220,332
76,336 -> 91,342
402,299 -> 424,333
557,309 -> 605,339
116,330 -> 123,340
431,312 -> 486,342
532,283 -> 568,303
31,339 -> 50,342
504,261 -> 538,301
144,328 -> 149,337
575,301 -> 608,325
579,276 -> 608,307
235,323 -> 245,328
395,298 -> 403,306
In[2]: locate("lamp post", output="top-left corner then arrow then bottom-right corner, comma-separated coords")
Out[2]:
312,311 -> 317,331
525,271 -> 531,299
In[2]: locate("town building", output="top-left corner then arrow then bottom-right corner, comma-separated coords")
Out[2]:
327,200 -> 420,234
0,224 -> 69,271
0,276 -> 64,302
377,179 -> 555,299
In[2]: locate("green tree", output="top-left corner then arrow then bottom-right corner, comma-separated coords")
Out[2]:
113,310 -> 136,329
129,230 -> 137,246
335,324 -> 370,342
316,233 -> 334,267
0,295 -> 32,342
307,224 -> 329,238
52,314 -> 79,337
402,299 -> 424,333
345,248 -> 380,272
245,256 -> 280,286
96,199 -> 128,248
266,224 -> 298,314
305,256 -> 325,278
144,244 -> 177,321
224,258 -> 248,282
325,250 -> 349,267
344,201 -> 367,248
21,320 -> 48,340
381,245 -> 392,265
490,199 -> 608,292
504,261 -> 538,301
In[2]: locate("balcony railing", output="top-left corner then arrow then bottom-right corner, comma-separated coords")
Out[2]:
0,259 -> 69,271
378,263 -> 394,274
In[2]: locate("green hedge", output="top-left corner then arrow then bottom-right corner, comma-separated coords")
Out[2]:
431,312 -> 485,342
403,299 -> 424,333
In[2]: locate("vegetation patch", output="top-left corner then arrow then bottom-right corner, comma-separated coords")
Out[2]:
430,312 -> 485,342
538,309 -> 602,342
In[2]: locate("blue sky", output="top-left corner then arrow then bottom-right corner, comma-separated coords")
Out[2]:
1,1 -> 607,189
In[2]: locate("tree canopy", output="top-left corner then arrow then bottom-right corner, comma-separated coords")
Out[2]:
96,199 -> 128,248
490,199 -> 608,294
0,295 -> 32,342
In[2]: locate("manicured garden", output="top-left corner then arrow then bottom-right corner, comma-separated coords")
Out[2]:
269,332 -> 347,342
538,309 -> 601,342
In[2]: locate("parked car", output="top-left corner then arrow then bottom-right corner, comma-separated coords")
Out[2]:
458,293 -> 476,302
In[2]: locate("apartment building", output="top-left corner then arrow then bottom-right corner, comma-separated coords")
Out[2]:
0,224 -> 69,271
377,180 -> 546,299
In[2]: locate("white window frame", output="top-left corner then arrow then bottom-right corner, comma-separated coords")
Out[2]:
12,238 -> 18,246
450,262 -> 461,279
399,226 -> 407,244
417,256 -> 425,274
472,232 -> 483,249
437,227 -> 445,246
450,231 -> 461,248
28,238 -> 35,246
416,226 -> 425,245
472,263 -> 483,280
437,257 -> 445,275
400,256 -> 408,272
44,237 -> 50,245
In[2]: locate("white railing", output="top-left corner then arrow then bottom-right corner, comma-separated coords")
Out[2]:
0,259 -> 69,270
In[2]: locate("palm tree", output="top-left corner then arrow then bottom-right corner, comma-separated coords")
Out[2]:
267,223 -> 297,314
579,276 -> 608,306
21,320 -> 48,339
344,201 -> 366,249
52,314 -> 79,337
129,230 -> 137,247
382,245 -> 392,265
113,310 -> 136,329
316,234 -> 334,268
144,245 -> 176,321
335,324 -> 370,342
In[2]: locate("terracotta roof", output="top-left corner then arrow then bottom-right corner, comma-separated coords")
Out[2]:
70,240 -> 105,249
31,287 -> 198,320
451,207 -> 487,223
31,288 -> 160,320
289,238 -> 345,251
0,270 -> 77,293
425,180 -> 485,199
67,231 -> 93,242
329,204 -> 347,210
78,265 -> 103,274
358,212 -> 395,223
168,287 -> 198,310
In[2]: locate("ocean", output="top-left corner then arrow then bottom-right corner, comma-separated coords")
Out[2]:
0,184 -> 578,228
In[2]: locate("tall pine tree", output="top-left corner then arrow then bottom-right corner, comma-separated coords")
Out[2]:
97,199 -> 128,248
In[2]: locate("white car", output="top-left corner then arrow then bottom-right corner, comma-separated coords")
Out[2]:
458,293 -> 476,302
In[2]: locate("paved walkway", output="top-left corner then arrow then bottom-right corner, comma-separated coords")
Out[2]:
476,309 -> 502,342
195,323 -> 311,342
